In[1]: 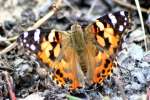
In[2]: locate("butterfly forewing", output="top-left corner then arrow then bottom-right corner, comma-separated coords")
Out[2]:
17,29 -> 42,53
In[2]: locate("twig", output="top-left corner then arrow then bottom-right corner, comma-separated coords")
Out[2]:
0,0 -> 62,55
86,0 -> 98,17
28,0 -> 62,30
0,36 -> 18,42
113,0 -> 150,14
147,87 -> 150,100
63,0 -> 81,14
0,42 -> 17,55
134,0 -> 148,52
3,71 -> 16,100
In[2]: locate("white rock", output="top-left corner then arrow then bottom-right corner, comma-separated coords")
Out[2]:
16,63 -> 33,77
132,71 -> 146,84
125,82 -> 142,91
127,28 -> 145,42
139,61 -> 150,68
18,92 -> 44,100
146,74 -> 150,82
130,82 -> 142,90
111,96 -> 123,100
143,51 -> 150,63
128,43 -> 144,60
129,94 -> 146,100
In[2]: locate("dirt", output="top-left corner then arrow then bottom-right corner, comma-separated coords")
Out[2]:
0,0 -> 150,100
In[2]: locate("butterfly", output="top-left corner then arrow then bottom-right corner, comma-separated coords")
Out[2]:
17,11 -> 130,91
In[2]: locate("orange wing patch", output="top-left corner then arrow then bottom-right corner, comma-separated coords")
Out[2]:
93,51 -> 113,83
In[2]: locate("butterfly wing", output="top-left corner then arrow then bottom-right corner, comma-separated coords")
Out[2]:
85,11 -> 130,84
17,29 -> 85,90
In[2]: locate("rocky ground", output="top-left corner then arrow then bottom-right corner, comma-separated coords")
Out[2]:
0,0 -> 150,100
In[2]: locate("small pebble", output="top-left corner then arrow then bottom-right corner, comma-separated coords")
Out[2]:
4,20 -> 16,30
36,67 -> 48,79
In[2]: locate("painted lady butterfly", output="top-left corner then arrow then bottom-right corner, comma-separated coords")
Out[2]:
17,11 -> 130,90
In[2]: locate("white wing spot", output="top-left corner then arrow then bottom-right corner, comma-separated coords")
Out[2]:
96,20 -> 104,31
30,44 -> 36,51
20,43 -> 23,46
34,29 -> 40,42
120,11 -> 125,16
124,22 -> 127,25
23,39 -> 26,43
119,25 -> 124,31
108,13 -> 117,26
26,43 -> 29,47
48,30 -> 55,42
125,17 -> 127,21
23,32 -> 28,38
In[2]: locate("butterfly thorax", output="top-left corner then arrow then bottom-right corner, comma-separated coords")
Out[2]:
71,24 -> 85,53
